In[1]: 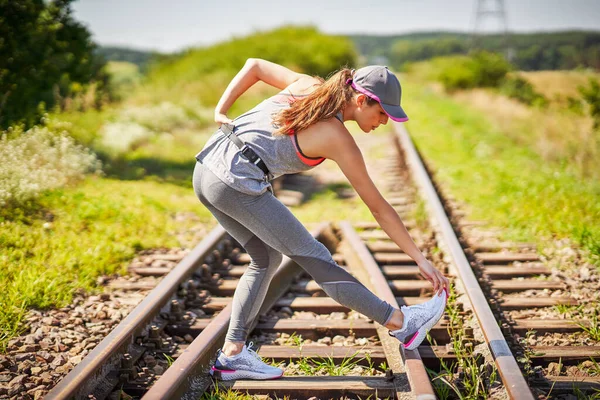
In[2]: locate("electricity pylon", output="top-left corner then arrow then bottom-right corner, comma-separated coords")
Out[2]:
471,0 -> 513,60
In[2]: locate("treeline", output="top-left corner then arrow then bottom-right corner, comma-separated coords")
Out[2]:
0,0 -> 109,129
96,46 -> 159,70
350,31 -> 600,71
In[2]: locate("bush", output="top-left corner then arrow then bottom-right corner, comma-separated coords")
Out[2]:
0,120 -> 101,207
139,26 -> 358,105
500,76 -> 548,106
98,121 -> 154,156
579,78 -> 600,129
433,51 -> 512,91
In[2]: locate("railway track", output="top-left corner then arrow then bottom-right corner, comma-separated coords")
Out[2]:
43,122 -> 599,399
392,123 -> 600,399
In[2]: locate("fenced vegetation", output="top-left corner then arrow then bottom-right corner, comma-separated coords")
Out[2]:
1,0 -> 598,359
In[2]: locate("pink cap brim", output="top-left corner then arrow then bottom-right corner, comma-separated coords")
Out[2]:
350,81 -> 409,122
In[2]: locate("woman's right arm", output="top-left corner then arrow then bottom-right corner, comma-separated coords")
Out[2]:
321,126 -> 449,295
214,58 -> 314,124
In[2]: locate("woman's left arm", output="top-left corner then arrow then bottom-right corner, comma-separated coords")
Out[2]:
214,58 -> 311,124
324,130 -> 449,294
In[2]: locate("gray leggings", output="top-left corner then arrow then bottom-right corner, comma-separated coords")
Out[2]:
193,162 -> 394,342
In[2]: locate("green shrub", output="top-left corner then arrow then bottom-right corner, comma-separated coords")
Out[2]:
500,76 -> 548,106
433,51 -> 512,91
579,78 -> 600,129
138,26 -> 358,105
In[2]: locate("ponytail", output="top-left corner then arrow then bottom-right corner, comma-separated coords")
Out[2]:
273,68 -> 355,136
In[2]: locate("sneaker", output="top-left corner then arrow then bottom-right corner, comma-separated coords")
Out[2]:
389,288 -> 448,351
210,342 -> 283,380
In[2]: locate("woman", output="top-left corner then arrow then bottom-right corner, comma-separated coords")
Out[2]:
193,58 -> 449,381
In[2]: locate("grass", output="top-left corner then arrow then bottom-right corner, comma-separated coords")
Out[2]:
402,76 -> 600,265
554,304 -> 600,341
201,385 -> 260,400
518,70 -> 600,103
0,177 -> 213,350
274,332 -> 381,377
582,358 -> 600,377
293,178 -> 373,224
578,311 -> 600,341
427,286 -> 499,399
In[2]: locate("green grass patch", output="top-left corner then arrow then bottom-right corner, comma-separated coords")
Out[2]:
403,79 -> 600,264
293,179 -> 373,224
0,177 -> 213,350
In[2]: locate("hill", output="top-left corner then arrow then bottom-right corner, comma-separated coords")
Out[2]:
349,30 -> 600,71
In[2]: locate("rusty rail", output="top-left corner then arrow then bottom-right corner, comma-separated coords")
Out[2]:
46,225 -> 227,400
393,122 -> 534,399
142,223 -> 331,399
339,222 -> 437,400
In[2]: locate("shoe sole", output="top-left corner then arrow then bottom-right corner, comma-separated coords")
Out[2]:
210,366 -> 283,381
402,289 -> 448,351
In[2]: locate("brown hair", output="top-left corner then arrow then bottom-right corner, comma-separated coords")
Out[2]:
272,68 -> 377,136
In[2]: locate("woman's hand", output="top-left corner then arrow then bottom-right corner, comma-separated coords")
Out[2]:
417,259 -> 449,296
215,112 -> 233,125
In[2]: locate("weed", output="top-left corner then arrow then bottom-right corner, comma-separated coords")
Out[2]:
517,330 -> 537,377
312,355 -> 359,376
554,304 -> 579,315
427,361 -> 455,400
378,361 -> 388,372
162,353 -> 175,367
202,381 -> 257,399
289,351 -> 374,377
584,358 -> 600,377
571,384 -> 600,400
577,309 -> 600,341
427,285 -> 497,399
283,332 -> 304,350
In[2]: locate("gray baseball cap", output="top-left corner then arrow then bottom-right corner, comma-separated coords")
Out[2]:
349,65 -> 408,122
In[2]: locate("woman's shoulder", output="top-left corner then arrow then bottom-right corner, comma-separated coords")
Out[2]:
301,116 -> 356,156
284,75 -> 323,96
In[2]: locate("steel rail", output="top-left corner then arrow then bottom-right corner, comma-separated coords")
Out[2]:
142,223 -> 331,400
338,222 -> 436,400
46,225 -> 227,400
393,122 -> 534,399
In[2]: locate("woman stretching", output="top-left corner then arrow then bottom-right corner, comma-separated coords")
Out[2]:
193,58 -> 449,380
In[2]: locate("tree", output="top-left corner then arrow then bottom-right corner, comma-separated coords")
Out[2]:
0,0 -> 107,129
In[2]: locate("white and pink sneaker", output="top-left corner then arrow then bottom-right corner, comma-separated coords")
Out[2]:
389,289 -> 448,351
210,342 -> 283,380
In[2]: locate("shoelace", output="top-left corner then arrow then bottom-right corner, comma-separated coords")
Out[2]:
246,342 -> 263,362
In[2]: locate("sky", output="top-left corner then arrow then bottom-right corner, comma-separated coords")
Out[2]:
72,0 -> 600,53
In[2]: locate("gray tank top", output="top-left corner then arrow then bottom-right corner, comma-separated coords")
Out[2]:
196,93 -> 342,195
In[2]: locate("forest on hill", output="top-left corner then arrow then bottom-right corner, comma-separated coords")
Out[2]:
96,46 -> 158,69
350,30 -> 600,71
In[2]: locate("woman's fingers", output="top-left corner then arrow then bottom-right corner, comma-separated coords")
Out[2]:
432,271 -> 444,296
419,261 -> 449,296
428,273 -> 440,294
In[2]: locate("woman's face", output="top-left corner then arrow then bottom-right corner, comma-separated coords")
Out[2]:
354,95 -> 389,133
